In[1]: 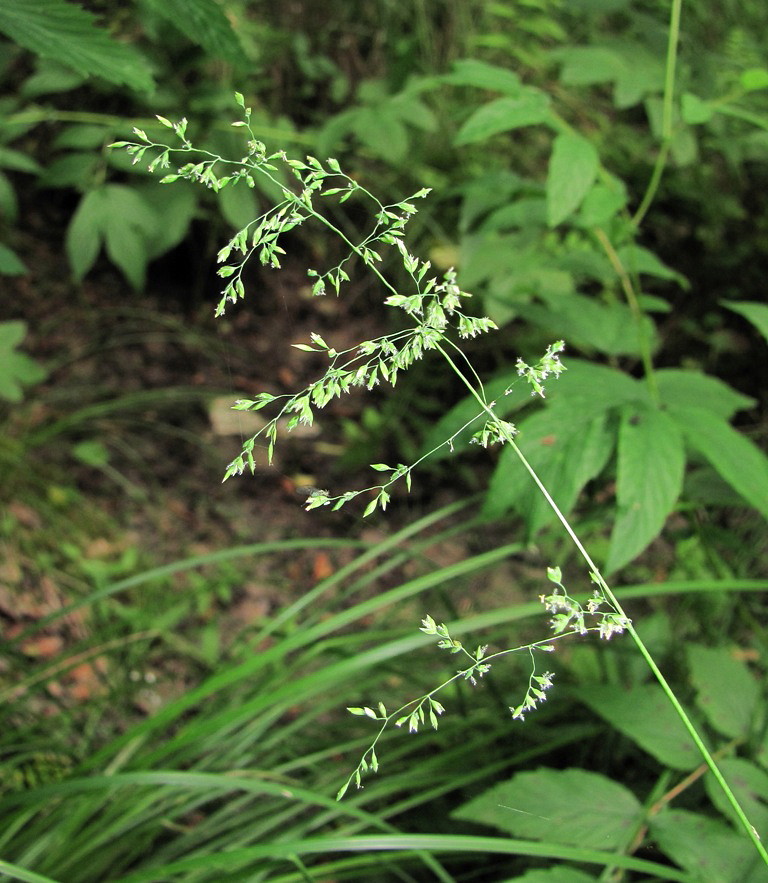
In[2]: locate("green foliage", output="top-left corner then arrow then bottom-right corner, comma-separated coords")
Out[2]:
0,1 -> 153,92
0,321 -> 46,402
4,0 -> 768,879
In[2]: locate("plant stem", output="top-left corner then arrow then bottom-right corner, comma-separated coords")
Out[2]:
631,0 -> 683,228
594,228 -> 659,404
435,341 -> 768,865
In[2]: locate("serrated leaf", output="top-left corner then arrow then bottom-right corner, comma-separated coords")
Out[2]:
0,0 -> 154,92
704,758 -> 768,839
452,768 -> 642,849
687,644 -> 759,740
455,91 -> 551,146
650,809 -> 758,882
671,406 -> 768,519
606,404 -> 685,573
578,685 -> 702,770
723,300 -> 768,344
546,133 -> 599,226
485,409 -> 614,531
657,369 -> 755,420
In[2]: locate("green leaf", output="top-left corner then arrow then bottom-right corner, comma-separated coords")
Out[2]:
657,369 -> 755,420
486,408 -> 614,530
511,871 -> 596,883
66,185 -> 160,288
614,244 -> 689,288
576,181 -> 627,227
443,58 -> 524,95
0,0 -> 153,92
740,68 -> 768,93
0,242 -> 27,276
519,294 -> 658,357
650,809 -> 758,882
704,758 -> 768,839
66,188 -> 108,281
681,92 -> 714,125
140,0 -> 248,68
0,321 -> 47,402
0,146 -> 44,174
670,406 -> 768,519
687,645 -> 759,740
455,91 -> 552,146
546,133 -> 599,227
606,404 -> 685,573
723,300 -> 768,344
452,768 -> 643,850
219,179 -> 259,229
578,685 -> 702,770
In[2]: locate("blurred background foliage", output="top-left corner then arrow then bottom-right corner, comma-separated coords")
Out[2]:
1,0 -> 767,880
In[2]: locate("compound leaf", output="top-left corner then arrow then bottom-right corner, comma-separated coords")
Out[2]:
141,0 -> 248,68
0,0 -> 153,92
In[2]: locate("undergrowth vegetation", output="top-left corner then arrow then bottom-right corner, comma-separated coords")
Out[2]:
1,1 -> 768,881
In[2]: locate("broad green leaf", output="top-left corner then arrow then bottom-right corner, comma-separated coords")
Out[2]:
681,92 -> 714,125
455,92 -> 552,146
687,644 -> 759,740
0,146 -> 43,174
578,685 -> 703,770
741,68 -> 768,93
554,43 -> 663,108
452,768 -> 643,850
650,809 -> 759,882
704,758 -> 768,839
141,0 -> 248,68
576,181 -> 627,227
519,294 -> 658,357
606,404 -> 685,573
66,188 -> 109,280
0,242 -> 26,276
544,359 -> 644,414
0,321 -> 47,402
0,0 -> 153,92
52,124 -> 111,150
66,185 -> 160,288
555,46 -> 624,86
671,406 -> 768,519
138,184 -> 197,260
484,408 -> 614,527
615,244 -> 689,288
546,133 -> 599,227
443,59 -> 524,96
418,374 -> 531,462
723,300 -> 768,344
657,369 -> 755,420
37,151 -> 100,189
